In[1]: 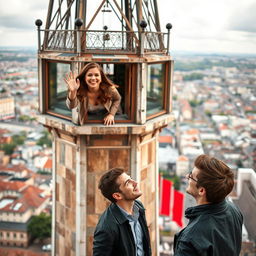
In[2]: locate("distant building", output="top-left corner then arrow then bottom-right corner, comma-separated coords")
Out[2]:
0,180 -> 50,248
176,155 -> 189,176
203,99 -> 219,112
17,144 -> 42,162
232,168 -> 256,255
158,145 -> 179,173
0,128 -> 12,144
180,99 -> 192,120
0,151 -> 10,166
0,165 -> 35,182
218,123 -> 232,138
159,135 -> 174,148
16,103 -> 32,116
199,132 -> 221,141
34,155 -> 52,173
0,96 -> 15,120
34,156 -> 52,173
180,129 -> 204,158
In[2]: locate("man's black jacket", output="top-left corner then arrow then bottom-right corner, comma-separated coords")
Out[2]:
93,200 -> 152,256
174,199 -> 243,256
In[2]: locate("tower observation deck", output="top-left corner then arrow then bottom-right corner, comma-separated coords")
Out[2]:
35,0 -> 174,255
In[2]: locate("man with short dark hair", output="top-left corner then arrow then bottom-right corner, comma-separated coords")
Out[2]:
174,154 -> 243,256
93,167 -> 151,256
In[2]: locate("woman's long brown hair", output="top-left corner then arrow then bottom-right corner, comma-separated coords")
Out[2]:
76,62 -> 118,104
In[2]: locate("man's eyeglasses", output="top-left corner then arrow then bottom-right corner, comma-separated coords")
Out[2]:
187,172 -> 198,182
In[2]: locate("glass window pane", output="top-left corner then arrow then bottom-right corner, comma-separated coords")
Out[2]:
147,63 -> 165,116
48,62 -> 71,117
102,63 -> 129,120
47,62 -> 134,122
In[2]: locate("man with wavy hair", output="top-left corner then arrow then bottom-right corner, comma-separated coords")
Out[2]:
174,154 -> 243,256
93,167 -> 151,256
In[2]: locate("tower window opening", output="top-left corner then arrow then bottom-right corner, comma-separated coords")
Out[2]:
146,63 -> 168,118
45,61 -> 136,123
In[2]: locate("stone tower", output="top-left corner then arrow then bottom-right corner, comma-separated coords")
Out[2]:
35,0 -> 174,255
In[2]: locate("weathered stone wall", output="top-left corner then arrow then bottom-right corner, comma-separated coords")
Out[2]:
86,135 -> 131,255
54,133 -> 158,256
139,135 -> 158,255
55,140 -> 76,256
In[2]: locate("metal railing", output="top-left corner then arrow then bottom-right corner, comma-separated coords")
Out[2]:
44,30 -> 75,51
144,32 -> 166,52
81,30 -> 138,53
39,29 -> 168,54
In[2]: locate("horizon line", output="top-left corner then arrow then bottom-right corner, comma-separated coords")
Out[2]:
0,46 -> 256,57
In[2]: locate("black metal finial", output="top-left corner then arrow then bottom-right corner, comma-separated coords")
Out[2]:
75,18 -> 83,27
166,23 -> 172,30
35,19 -> 43,27
103,25 -> 108,31
140,20 -> 147,29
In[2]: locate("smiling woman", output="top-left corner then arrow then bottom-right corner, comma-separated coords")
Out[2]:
65,62 -> 121,125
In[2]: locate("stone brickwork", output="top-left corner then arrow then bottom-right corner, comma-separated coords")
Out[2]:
139,136 -> 157,256
55,140 -> 76,256
54,133 -> 159,256
86,135 -> 131,255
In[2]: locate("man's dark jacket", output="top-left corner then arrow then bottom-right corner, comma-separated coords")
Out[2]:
93,200 -> 152,256
174,199 -> 243,256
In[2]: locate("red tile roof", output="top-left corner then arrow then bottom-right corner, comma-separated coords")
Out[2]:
0,247 -> 50,256
159,136 -> 173,144
178,155 -> 188,161
43,159 -> 52,170
0,180 -> 26,192
219,124 -> 229,130
22,186 -> 47,208
0,165 -> 33,174
186,129 -> 199,135
0,181 -> 49,213
0,128 -> 10,135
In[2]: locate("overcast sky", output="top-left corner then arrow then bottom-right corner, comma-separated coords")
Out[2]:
0,0 -> 255,54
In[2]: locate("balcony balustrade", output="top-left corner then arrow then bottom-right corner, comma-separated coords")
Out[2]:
40,29 -> 168,54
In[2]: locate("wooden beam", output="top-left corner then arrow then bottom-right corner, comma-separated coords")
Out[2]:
84,0 -> 107,30
112,0 -> 139,43
44,0 -> 54,47
136,0 -> 143,32
153,0 -> 161,32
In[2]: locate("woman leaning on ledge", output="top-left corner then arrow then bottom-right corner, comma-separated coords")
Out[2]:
65,62 -> 121,126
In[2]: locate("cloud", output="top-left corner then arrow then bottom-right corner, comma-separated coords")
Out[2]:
0,16 -> 34,30
0,0 -> 255,53
228,2 -> 256,33
0,0 -> 47,30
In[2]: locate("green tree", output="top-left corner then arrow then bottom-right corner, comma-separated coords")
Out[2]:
189,100 -> 203,107
28,213 -> 51,241
37,130 -> 52,148
236,159 -> 243,168
0,143 -> 16,155
170,175 -> 181,190
19,115 -> 36,122
205,111 -> 212,117
160,171 -> 181,190
12,132 -> 26,145
183,73 -> 204,81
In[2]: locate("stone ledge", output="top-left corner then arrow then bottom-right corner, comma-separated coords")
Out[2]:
37,114 -> 175,135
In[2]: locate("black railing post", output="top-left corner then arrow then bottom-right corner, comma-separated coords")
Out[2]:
75,18 -> 83,55
166,23 -> 172,55
103,26 -> 108,49
140,20 -> 147,56
35,19 -> 43,52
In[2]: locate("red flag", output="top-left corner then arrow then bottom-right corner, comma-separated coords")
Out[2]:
172,190 -> 184,228
159,176 -> 173,217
